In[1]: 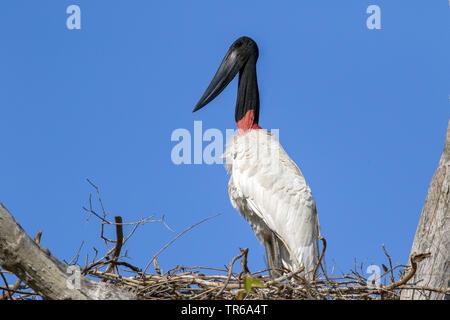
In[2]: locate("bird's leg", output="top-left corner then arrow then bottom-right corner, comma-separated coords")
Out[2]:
263,239 -> 275,279
264,233 -> 282,279
270,232 -> 283,278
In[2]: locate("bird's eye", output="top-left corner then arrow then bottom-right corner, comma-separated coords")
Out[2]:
234,42 -> 242,48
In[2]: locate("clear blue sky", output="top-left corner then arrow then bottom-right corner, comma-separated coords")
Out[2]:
0,1 -> 449,278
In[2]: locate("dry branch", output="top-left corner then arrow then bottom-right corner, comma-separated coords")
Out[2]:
216,248 -> 248,297
104,216 -> 124,276
142,213 -> 220,275
0,203 -> 136,300
386,253 -> 431,290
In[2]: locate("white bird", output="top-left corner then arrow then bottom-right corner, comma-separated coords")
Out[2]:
193,36 -> 320,279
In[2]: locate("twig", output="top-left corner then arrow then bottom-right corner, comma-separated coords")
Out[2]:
216,248 -> 249,297
153,258 -> 161,275
142,213 -> 221,276
382,244 -> 395,284
67,241 -> 84,265
86,178 -> 107,217
385,252 -> 431,290
34,230 -> 42,243
313,236 -> 327,280
104,216 -> 124,276
240,248 -> 250,275
266,267 -> 305,286
0,272 -> 12,300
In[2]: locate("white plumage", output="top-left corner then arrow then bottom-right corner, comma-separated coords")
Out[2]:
224,129 -> 320,278
192,36 -> 320,279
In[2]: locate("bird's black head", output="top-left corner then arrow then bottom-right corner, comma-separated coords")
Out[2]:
193,36 -> 261,131
229,36 -> 259,62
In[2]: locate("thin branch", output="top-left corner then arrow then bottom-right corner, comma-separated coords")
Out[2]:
313,236 -> 327,280
216,248 -> 249,297
385,252 -> 431,290
66,241 -> 84,265
142,213 -> 221,276
104,216 -> 124,276
0,272 -> 13,300
266,267 -> 306,286
382,244 -> 395,284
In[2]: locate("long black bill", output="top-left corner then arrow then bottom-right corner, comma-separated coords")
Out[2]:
192,37 -> 256,113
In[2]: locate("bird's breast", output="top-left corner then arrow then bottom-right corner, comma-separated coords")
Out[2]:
224,129 -> 317,229
224,128 -> 320,274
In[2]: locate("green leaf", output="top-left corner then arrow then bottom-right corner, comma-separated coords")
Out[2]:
243,276 -> 263,294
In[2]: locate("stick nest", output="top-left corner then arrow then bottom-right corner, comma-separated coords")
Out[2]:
1,181 -> 447,300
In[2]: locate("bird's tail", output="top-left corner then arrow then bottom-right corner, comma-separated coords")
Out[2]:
278,237 -> 319,280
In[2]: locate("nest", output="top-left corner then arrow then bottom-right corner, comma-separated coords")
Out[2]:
1,180 -> 447,300
79,245 -> 444,300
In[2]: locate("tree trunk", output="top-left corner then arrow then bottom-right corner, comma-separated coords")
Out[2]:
400,118 -> 450,300
0,203 -> 137,300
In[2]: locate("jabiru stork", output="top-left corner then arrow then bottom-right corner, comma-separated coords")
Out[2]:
193,36 -> 320,279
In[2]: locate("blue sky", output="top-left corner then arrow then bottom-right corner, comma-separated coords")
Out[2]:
0,1 -> 449,279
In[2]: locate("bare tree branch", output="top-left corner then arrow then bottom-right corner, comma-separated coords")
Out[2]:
142,213 -> 221,275
0,203 -> 136,300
